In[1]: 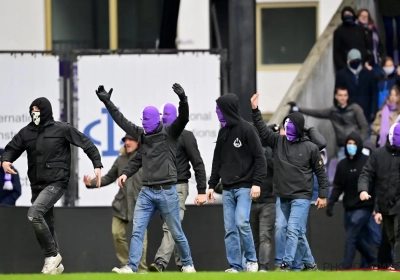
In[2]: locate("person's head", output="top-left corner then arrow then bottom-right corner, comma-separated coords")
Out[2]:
122,134 -> 138,153
387,85 -> 400,106
215,93 -> 241,127
334,87 -> 349,106
282,112 -> 305,142
357,9 -> 373,26
341,6 -> 356,25
29,97 -> 54,126
345,132 -> 363,158
161,103 -> 177,125
347,49 -> 362,71
141,106 -> 160,134
381,57 -> 396,76
389,123 -> 400,147
362,140 -> 375,156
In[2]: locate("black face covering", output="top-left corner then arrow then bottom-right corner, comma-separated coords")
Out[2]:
29,97 -> 54,125
349,60 -> 361,70
342,14 -> 355,24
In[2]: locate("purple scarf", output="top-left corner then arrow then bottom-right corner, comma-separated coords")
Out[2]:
380,102 -> 398,146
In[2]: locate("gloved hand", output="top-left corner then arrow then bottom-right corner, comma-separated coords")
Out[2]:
96,85 -> 113,103
215,181 -> 223,195
326,202 -> 334,217
287,101 -> 299,113
267,124 -> 280,133
172,83 -> 187,103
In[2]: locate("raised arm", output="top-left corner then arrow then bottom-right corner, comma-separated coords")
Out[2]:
167,84 -> 189,139
251,109 -> 279,148
305,127 -> 327,150
95,85 -> 144,139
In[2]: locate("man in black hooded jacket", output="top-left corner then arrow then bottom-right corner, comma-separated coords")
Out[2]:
1,97 -> 103,274
326,132 -> 376,269
250,93 -> 328,271
207,93 -> 267,273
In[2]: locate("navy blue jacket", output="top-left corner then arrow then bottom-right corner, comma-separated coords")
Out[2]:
0,167 -> 21,205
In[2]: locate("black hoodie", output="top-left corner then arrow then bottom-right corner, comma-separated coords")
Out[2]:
1,97 -> 102,190
252,109 -> 329,199
329,132 -> 374,211
333,6 -> 371,72
208,94 -> 266,190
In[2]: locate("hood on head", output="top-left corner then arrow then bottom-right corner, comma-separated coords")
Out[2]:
363,140 -> 376,153
344,131 -> 363,158
282,112 -> 305,138
29,97 -> 54,125
341,6 -> 355,17
216,93 -> 241,127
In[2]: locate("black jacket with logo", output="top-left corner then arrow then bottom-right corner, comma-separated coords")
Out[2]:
252,109 -> 329,200
1,98 -> 102,190
358,138 -> 400,215
208,94 -> 266,190
330,132 -> 374,211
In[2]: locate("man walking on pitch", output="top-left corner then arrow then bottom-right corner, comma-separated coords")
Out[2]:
207,93 -> 267,273
150,103 -> 207,272
95,84 -> 206,274
1,97 -> 102,274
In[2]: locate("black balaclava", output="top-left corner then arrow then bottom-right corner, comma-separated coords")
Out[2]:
341,6 -> 356,25
29,97 -> 54,126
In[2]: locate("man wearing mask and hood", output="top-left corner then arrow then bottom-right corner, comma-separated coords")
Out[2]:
335,49 -> 378,122
96,84 -> 203,274
83,134 -> 147,273
1,97 -> 103,274
207,93 -> 267,273
250,93 -> 328,271
359,122 -> 400,270
326,132 -> 376,269
149,103 -> 206,273
333,6 -> 371,72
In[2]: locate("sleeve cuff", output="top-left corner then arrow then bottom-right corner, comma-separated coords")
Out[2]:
208,185 -> 215,190
318,189 -> 328,199
93,161 -> 103,169
197,188 -> 206,194
252,108 -> 259,113
252,180 -> 263,187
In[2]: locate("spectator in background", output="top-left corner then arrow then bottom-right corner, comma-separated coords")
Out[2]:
376,57 -> 400,110
333,6 -> 370,72
83,134 -> 147,273
372,85 -> 400,147
335,49 -> 378,123
326,132 -> 376,269
378,0 -> 400,65
288,87 -> 368,160
356,9 -> 384,73
0,148 -> 21,205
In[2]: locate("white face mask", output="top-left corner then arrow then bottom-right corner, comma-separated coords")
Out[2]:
383,66 -> 395,76
31,111 -> 40,126
362,148 -> 370,156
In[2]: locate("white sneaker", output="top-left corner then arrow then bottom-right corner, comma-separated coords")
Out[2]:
41,253 -> 62,274
182,265 -> 196,273
112,265 -> 135,274
225,268 -> 239,273
247,262 -> 258,272
259,269 -> 267,272
50,263 -> 64,275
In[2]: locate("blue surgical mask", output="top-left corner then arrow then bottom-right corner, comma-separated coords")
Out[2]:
346,144 -> 357,156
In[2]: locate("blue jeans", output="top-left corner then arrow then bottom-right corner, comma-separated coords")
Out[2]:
223,188 -> 257,271
280,198 -> 314,269
127,186 -> 193,271
343,209 -> 376,269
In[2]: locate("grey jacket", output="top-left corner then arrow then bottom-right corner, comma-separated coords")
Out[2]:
299,103 -> 368,146
88,146 -> 142,222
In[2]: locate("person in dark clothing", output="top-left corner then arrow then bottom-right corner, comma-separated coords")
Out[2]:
250,124 -> 278,272
250,93 -> 328,271
378,0 -> 400,64
359,122 -> 400,270
96,84 -> 202,274
1,97 -> 103,274
0,148 -> 21,205
207,93 -> 266,273
335,49 -> 378,122
326,132 -> 376,269
376,57 -> 400,111
333,6 -> 371,72
150,103 -> 207,272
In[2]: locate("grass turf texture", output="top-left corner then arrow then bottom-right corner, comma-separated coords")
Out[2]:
0,272 -> 399,280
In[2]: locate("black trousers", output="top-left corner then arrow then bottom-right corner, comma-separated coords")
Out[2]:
250,202 -> 276,270
28,185 -> 65,257
382,214 -> 400,269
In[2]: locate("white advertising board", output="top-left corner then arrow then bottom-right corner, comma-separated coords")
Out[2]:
0,54 -> 60,206
77,53 -> 222,205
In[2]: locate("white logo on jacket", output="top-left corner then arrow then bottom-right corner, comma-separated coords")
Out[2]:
233,138 -> 242,148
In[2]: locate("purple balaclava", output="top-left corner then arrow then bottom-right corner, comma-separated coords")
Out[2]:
142,106 -> 160,134
284,118 -> 297,142
216,104 -> 227,127
389,123 -> 400,147
162,103 -> 177,125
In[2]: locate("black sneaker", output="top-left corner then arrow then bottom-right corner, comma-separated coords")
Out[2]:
177,265 -> 182,272
149,262 -> 164,272
302,263 -> 318,271
279,262 -> 290,272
